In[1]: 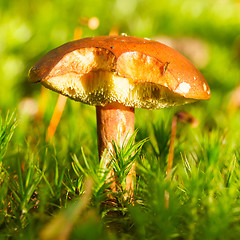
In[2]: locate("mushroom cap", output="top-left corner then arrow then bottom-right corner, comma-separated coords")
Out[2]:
29,36 -> 210,109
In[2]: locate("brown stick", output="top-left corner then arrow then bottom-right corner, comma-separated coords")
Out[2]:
46,95 -> 67,142
165,114 -> 177,209
165,111 -> 199,208
96,103 -> 135,196
166,114 -> 178,181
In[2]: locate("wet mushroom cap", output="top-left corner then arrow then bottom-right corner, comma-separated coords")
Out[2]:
29,36 -> 210,109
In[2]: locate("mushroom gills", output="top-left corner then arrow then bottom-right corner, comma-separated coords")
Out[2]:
42,70 -> 196,109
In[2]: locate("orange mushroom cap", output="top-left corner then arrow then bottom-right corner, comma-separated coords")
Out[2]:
29,36 -> 210,109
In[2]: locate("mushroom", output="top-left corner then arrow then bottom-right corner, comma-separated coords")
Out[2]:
29,35 -> 210,198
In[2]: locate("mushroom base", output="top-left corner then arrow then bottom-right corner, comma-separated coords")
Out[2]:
96,103 -> 135,198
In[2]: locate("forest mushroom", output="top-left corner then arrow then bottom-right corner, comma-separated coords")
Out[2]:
29,35 -> 210,197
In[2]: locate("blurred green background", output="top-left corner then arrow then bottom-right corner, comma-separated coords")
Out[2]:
0,0 -> 240,124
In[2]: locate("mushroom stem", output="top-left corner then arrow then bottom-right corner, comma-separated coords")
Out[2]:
96,103 -> 135,195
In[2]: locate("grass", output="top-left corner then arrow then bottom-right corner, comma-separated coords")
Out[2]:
1,103 -> 240,239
